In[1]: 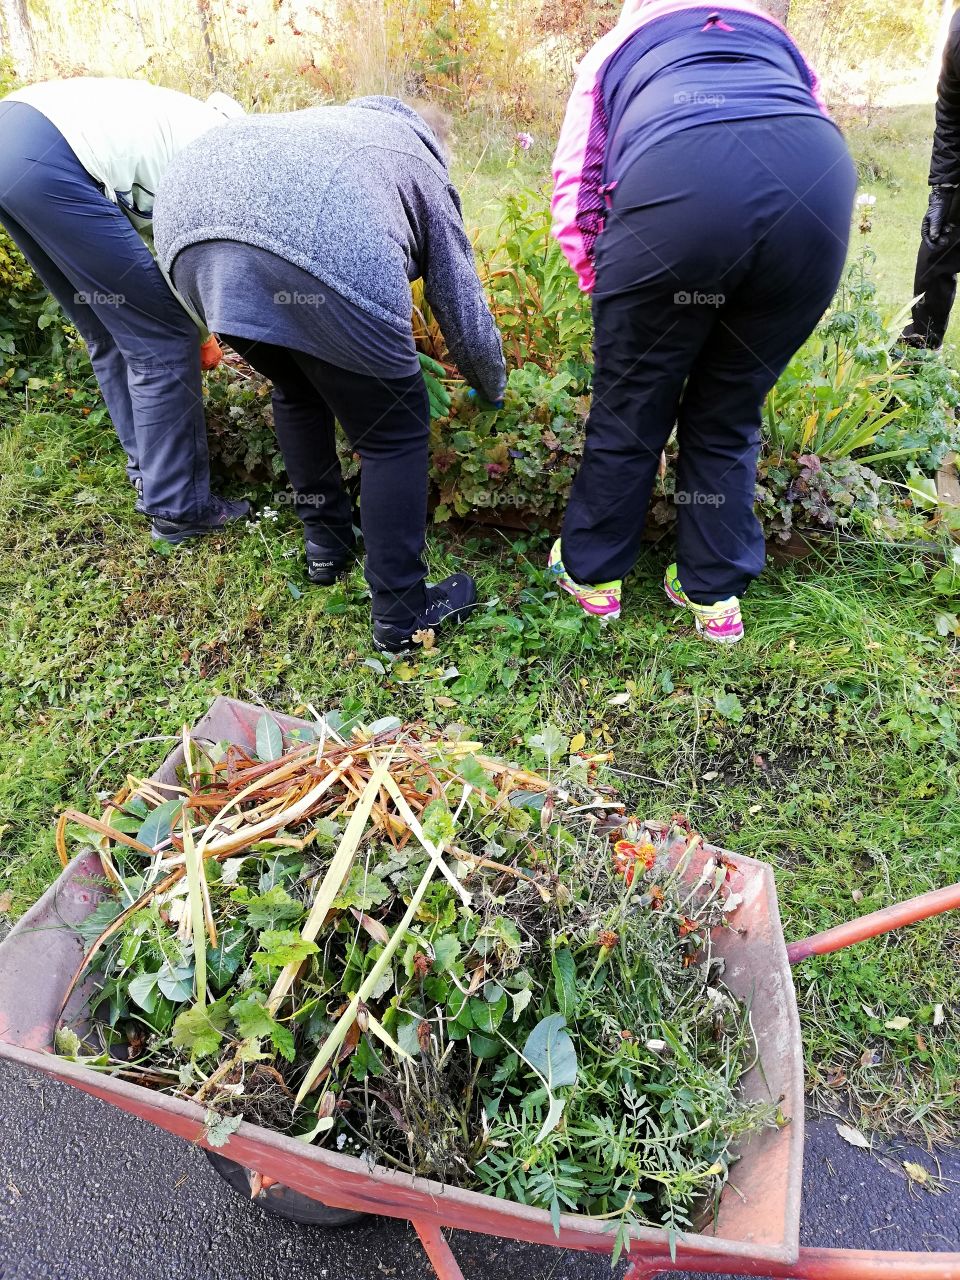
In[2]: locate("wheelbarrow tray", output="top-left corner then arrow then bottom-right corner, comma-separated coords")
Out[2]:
0,696 -> 804,1271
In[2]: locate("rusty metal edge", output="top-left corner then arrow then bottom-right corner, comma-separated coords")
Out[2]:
0,1039 -> 799,1268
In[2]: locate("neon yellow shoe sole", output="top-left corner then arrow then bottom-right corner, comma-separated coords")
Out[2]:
664,563 -> 743,644
548,540 -> 622,620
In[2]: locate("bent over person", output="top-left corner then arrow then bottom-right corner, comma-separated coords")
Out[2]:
0,77 -> 250,540
154,96 -> 506,653
902,5 -> 960,349
548,0 -> 856,643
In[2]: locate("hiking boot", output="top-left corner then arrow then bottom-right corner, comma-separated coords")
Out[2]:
547,538 -> 621,621
133,475 -> 145,514
150,495 -> 251,544
372,573 -> 478,654
664,562 -> 744,644
305,537 -> 357,586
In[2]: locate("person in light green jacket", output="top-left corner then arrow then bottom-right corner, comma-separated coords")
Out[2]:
0,77 -> 249,539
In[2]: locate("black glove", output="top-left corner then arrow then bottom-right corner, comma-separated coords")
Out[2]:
923,185 -> 956,248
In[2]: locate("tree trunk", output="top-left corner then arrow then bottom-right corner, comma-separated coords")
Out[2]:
761,0 -> 791,24
0,0 -> 36,79
195,0 -> 217,79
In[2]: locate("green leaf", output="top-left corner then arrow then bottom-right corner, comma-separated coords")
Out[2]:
230,993 -> 296,1061
508,789 -> 545,811
469,1031 -> 502,1059
76,898 -> 123,944
203,1109 -> 243,1148
511,987 -> 533,1022
255,714 -> 284,762
713,692 -> 745,722
431,934 -> 461,971
537,1096 -> 567,1145
207,925 -> 248,989
551,947 -> 577,1019
55,1027 -> 82,1058
231,885 -> 303,930
446,987 -> 473,1028
422,798 -> 455,845
172,1000 -> 229,1057
231,993 -> 274,1038
523,1014 -> 578,1090
470,990 -> 508,1033
128,970 -> 159,1013
136,797 -> 184,851
527,723 -> 565,760
331,865 -> 392,911
157,963 -> 194,1003
251,930 -> 319,969
456,754 -> 498,795
367,715 -> 402,736
483,917 -> 522,953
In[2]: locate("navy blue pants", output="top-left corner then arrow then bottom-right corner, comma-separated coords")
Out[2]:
0,101 -> 211,522
220,334 -> 430,626
562,115 -> 857,603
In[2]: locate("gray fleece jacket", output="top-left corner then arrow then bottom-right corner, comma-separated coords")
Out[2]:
153,96 -> 506,402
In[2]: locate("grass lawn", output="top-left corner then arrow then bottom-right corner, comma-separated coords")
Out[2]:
842,101 -> 960,349
1,104 -> 959,1140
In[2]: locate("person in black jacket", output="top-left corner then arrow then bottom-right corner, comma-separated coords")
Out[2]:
902,6 -> 960,348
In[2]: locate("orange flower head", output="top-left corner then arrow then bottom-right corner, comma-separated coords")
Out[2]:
597,929 -> 620,950
678,916 -> 700,938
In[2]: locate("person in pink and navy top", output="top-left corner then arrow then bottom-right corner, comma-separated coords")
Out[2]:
547,0 -> 856,644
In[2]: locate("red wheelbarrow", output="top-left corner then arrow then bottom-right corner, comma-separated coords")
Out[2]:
0,696 -> 957,1280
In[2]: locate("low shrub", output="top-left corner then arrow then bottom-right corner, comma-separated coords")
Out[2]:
2,184 -> 956,547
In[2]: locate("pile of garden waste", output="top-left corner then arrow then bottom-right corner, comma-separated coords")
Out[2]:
55,715 -> 780,1255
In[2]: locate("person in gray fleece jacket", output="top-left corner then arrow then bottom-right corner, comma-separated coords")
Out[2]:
153,95 -> 506,653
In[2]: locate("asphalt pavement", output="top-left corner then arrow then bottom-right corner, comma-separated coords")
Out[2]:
0,1058 -> 957,1280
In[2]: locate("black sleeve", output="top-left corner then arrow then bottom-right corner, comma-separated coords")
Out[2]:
930,10 -> 960,185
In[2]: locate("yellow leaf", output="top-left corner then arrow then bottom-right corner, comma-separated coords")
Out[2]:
800,411 -> 819,447
569,732 -> 586,753
903,1161 -> 931,1185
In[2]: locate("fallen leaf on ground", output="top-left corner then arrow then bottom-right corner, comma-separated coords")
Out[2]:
836,1123 -> 871,1150
434,696 -> 456,708
0,891 -> 12,914
933,1004 -> 945,1026
884,1016 -> 911,1031
569,732 -> 586,753
903,1161 -> 940,1191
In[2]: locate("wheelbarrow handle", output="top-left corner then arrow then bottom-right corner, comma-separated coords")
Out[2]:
787,881 -> 960,965
628,1244 -> 960,1278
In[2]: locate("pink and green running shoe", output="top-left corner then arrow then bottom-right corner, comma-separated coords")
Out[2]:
664,563 -> 744,645
548,539 -> 622,621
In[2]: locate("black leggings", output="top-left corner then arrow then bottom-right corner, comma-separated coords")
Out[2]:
564,115 -> 857,603
222,336 -> 430,624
